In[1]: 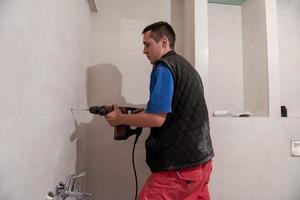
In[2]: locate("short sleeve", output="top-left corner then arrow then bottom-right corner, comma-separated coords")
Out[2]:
146,62 -> 174,113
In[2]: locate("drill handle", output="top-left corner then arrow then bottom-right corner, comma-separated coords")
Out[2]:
89,105 -> 144,140
114,126 -> 143,140
114,106 -> 144,140
106,106 -> 139,114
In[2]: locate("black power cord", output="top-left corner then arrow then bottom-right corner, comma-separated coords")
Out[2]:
132,132 -> 141,200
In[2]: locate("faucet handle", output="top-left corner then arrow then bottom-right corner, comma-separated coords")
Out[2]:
46,191 -> 55,200
67,172 -> 87,192
55,181 -> 65,195
70,171 -> 87,179
65,191 -> 92,199
64,172 -> 92,199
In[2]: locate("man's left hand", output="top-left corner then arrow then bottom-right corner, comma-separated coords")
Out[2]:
105,104 -> 122,126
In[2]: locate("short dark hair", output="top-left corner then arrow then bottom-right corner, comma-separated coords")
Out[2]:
142,21 -> 176,49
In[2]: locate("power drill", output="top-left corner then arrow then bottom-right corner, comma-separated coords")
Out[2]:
89,105 -> 143,140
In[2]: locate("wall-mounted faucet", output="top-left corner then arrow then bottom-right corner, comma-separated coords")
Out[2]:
46,172 -> 92,200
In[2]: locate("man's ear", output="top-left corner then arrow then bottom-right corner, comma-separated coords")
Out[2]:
161,35 -> 169,48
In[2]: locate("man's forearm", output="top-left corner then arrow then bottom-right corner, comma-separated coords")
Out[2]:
119,111 -> 166,128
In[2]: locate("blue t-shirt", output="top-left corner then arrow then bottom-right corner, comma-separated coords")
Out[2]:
146,62 -> 174,113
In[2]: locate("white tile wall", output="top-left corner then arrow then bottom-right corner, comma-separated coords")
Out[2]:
242,0 -> 269,116
208,4 -> 244,113
277,0 -> 300,117
0,0 -> 92,199
210,117 -> 300,200
87,0 -> 171,199
2,1 -> 300,200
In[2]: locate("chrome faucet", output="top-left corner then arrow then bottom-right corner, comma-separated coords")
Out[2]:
64,172 -> 92,199
46,172 -> 92,200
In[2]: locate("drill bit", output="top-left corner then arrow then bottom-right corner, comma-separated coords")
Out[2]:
70,107 -> 90,124
71,108 -> 89,111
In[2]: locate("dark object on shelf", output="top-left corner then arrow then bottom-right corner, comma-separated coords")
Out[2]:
281,106 -> 287,117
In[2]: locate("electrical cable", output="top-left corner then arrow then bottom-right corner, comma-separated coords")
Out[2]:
132,132 -> 141,200
71,107 -> 142,199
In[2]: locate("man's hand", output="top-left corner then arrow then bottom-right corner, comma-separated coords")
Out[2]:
105,105 -> 165,128
105,104 -> 122,126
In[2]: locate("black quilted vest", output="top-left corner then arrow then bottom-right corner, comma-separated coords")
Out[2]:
146,50 -> 214,172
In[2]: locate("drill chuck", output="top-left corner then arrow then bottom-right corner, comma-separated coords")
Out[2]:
89,106 -> 108,116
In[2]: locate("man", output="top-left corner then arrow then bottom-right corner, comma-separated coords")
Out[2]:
105,21 -> 214,200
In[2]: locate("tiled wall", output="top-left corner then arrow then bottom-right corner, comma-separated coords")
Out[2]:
0,0 -> 92,199
210,117 -> 300,200
277,0 -> 300,117
208,2 -> 300,199
208,3 -> 244,113
2,1 -> 299,200
242,0 -> 269,116
86,0 -> 171,199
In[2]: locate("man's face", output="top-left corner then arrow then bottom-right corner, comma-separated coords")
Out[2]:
143,31 -> 164,64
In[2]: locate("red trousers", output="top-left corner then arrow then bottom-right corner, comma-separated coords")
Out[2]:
138,160 -> 212,200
